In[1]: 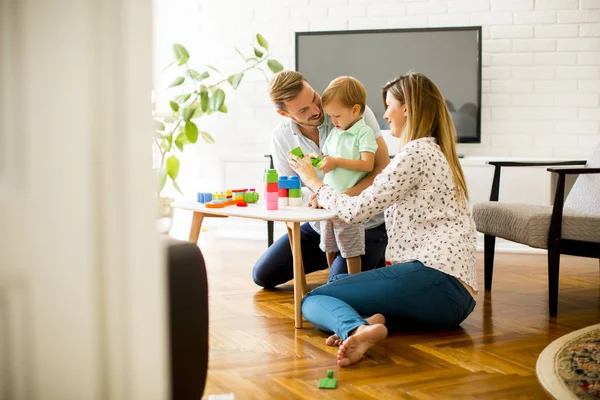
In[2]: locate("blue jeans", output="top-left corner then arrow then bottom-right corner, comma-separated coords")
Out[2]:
252,222 -> 388,289
301,261 -> 476,340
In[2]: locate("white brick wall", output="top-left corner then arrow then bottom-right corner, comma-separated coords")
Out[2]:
154,0 -> 600,196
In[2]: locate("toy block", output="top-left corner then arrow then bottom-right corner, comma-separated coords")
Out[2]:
278,188 -> 289,197
266,201 -> 278,210
288,197 -> 303,207
288,188 -> 302,198
265,169 -> 278,183
266,182 -> 278,192
236,202 -> 248,207
279,176 -> 301,189
288,147 -> 324,168
278,197 -> 289,206
266,191 -> 278,202
197,192 -> 213,203
318,370 -> 337,389
244,191 -> 259,203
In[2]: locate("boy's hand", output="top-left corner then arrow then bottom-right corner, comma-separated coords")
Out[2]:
319,156 -> 337,174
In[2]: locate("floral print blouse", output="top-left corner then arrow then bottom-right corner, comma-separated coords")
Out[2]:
317,137 -> 478,292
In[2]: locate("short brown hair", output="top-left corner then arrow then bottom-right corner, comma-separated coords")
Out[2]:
269,70 -> 306,111
321,76 -> 367,114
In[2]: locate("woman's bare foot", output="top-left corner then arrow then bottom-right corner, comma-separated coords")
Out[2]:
325,314 -> 385,346
337,324 -> 388,367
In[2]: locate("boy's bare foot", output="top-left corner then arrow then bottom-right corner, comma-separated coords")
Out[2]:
337,324 -> 388,367
325,314 -> 386,346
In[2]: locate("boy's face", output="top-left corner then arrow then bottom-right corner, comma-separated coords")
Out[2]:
323,101 -> 361,131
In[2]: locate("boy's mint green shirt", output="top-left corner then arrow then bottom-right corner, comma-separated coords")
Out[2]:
322,117 -> 378,193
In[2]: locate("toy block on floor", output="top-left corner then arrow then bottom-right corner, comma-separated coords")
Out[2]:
318,370 -> 337,389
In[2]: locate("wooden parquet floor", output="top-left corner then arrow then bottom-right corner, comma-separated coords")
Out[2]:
198,235 -> 600,400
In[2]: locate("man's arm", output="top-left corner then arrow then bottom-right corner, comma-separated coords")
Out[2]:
271,131 -> 297,177
343,136 -> 390,196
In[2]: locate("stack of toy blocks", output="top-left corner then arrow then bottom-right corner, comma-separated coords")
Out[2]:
278,176 -> 302,206
265,169 -> 279,210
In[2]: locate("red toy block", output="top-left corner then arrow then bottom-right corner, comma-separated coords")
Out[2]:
266,182 -> 278,192
279,188 -> 289,197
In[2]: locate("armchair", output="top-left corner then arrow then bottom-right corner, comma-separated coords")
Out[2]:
472,144 -> 600,317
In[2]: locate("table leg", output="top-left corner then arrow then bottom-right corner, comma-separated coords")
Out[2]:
289,222 -> 307,329
189,212 -> 205,243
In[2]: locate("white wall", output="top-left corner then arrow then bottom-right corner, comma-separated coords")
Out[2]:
155,0 -> 600,199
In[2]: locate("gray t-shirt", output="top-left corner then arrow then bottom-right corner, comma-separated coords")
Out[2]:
270,105 -> 385,231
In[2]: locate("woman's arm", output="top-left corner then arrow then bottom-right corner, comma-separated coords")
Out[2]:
316,143 -> 424,225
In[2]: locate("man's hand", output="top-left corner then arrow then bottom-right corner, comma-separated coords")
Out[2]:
319,156 -> 337,174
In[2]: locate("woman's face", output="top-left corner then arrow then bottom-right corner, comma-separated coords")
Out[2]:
383,91 -> 407,138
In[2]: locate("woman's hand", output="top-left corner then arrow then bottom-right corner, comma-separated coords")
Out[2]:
319,156 -> 337,174
307,193 -> 322,208
289,154 -> 324,193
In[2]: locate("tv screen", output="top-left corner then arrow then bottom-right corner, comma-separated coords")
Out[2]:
295,27 -> 482,145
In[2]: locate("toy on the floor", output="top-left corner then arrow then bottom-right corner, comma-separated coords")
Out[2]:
265,169 -> 279,210
318,370 -> 337,389
289,146 -> 324,168
197,188 -> 259,208
278,176 -> 302,206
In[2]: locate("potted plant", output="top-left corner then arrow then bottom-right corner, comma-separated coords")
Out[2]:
153,34 -> 283,231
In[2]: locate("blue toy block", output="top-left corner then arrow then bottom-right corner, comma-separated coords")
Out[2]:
197,192 -> 213,203
278,176 -> 301,189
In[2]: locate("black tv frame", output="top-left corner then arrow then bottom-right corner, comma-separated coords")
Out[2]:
295,26 -> 483,144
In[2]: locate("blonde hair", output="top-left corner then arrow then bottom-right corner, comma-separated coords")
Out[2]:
382,71 -> 469,203
269,70 -> 306,111
321,76 -> 366,114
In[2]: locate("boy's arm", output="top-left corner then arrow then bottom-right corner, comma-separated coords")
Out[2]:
343,136 -> 390,196
333,152 -> 375,172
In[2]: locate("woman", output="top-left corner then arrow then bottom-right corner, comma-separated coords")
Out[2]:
289,72 -> 478,367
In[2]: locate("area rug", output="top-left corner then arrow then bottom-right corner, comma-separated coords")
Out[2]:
537,324 -> 600,399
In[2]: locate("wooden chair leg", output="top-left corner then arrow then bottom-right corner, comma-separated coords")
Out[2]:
548,246 -> 560,317
484,234 -> 496,291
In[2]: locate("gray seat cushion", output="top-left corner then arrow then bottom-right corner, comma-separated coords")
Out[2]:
473,202 -> 600,249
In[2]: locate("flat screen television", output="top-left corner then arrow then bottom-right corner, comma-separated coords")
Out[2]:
295,27 -> 482,145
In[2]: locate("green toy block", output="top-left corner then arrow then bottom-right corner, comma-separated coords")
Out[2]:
289,146 -> 323,168
288,188 -> 302,198
265,169 -> 278,183
244,191 -> 259,203
318,370 -> 337,389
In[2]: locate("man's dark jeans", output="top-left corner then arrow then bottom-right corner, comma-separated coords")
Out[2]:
252,222 -> 388,289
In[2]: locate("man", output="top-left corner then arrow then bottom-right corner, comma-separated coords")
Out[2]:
252,70 -> 390,289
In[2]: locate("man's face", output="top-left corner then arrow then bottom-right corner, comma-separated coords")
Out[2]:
278,82 -> 325,127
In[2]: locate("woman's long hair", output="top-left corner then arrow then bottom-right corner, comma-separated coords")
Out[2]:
382,72 -> 469,203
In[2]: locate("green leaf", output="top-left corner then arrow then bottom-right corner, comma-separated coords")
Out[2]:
186,69 -> 200,79
182,107 -> 194,122
256,33 -> 269,51
210,89 -> 226,112
267,59 -> 284,73
200,91 -> 209,112
254,47 -> 264,58
200,130 -> 215,144
168,76 -> 185,88
206,64 -> 220,73
155,120 -> 166,131
169,101 -> 179,112
227,73 -> 244,89
166,156 -> 180,180
185,121 -> 199,143
172,178 -> 183,195
166,132 -> 173,152
192,107 -> 204,118
175,93 -> 191,103
174,131 -> 190,151
219,104 -> 228,113
173,44 -> 189,65
197,71 -> 210,81
158,168 -> 167,193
